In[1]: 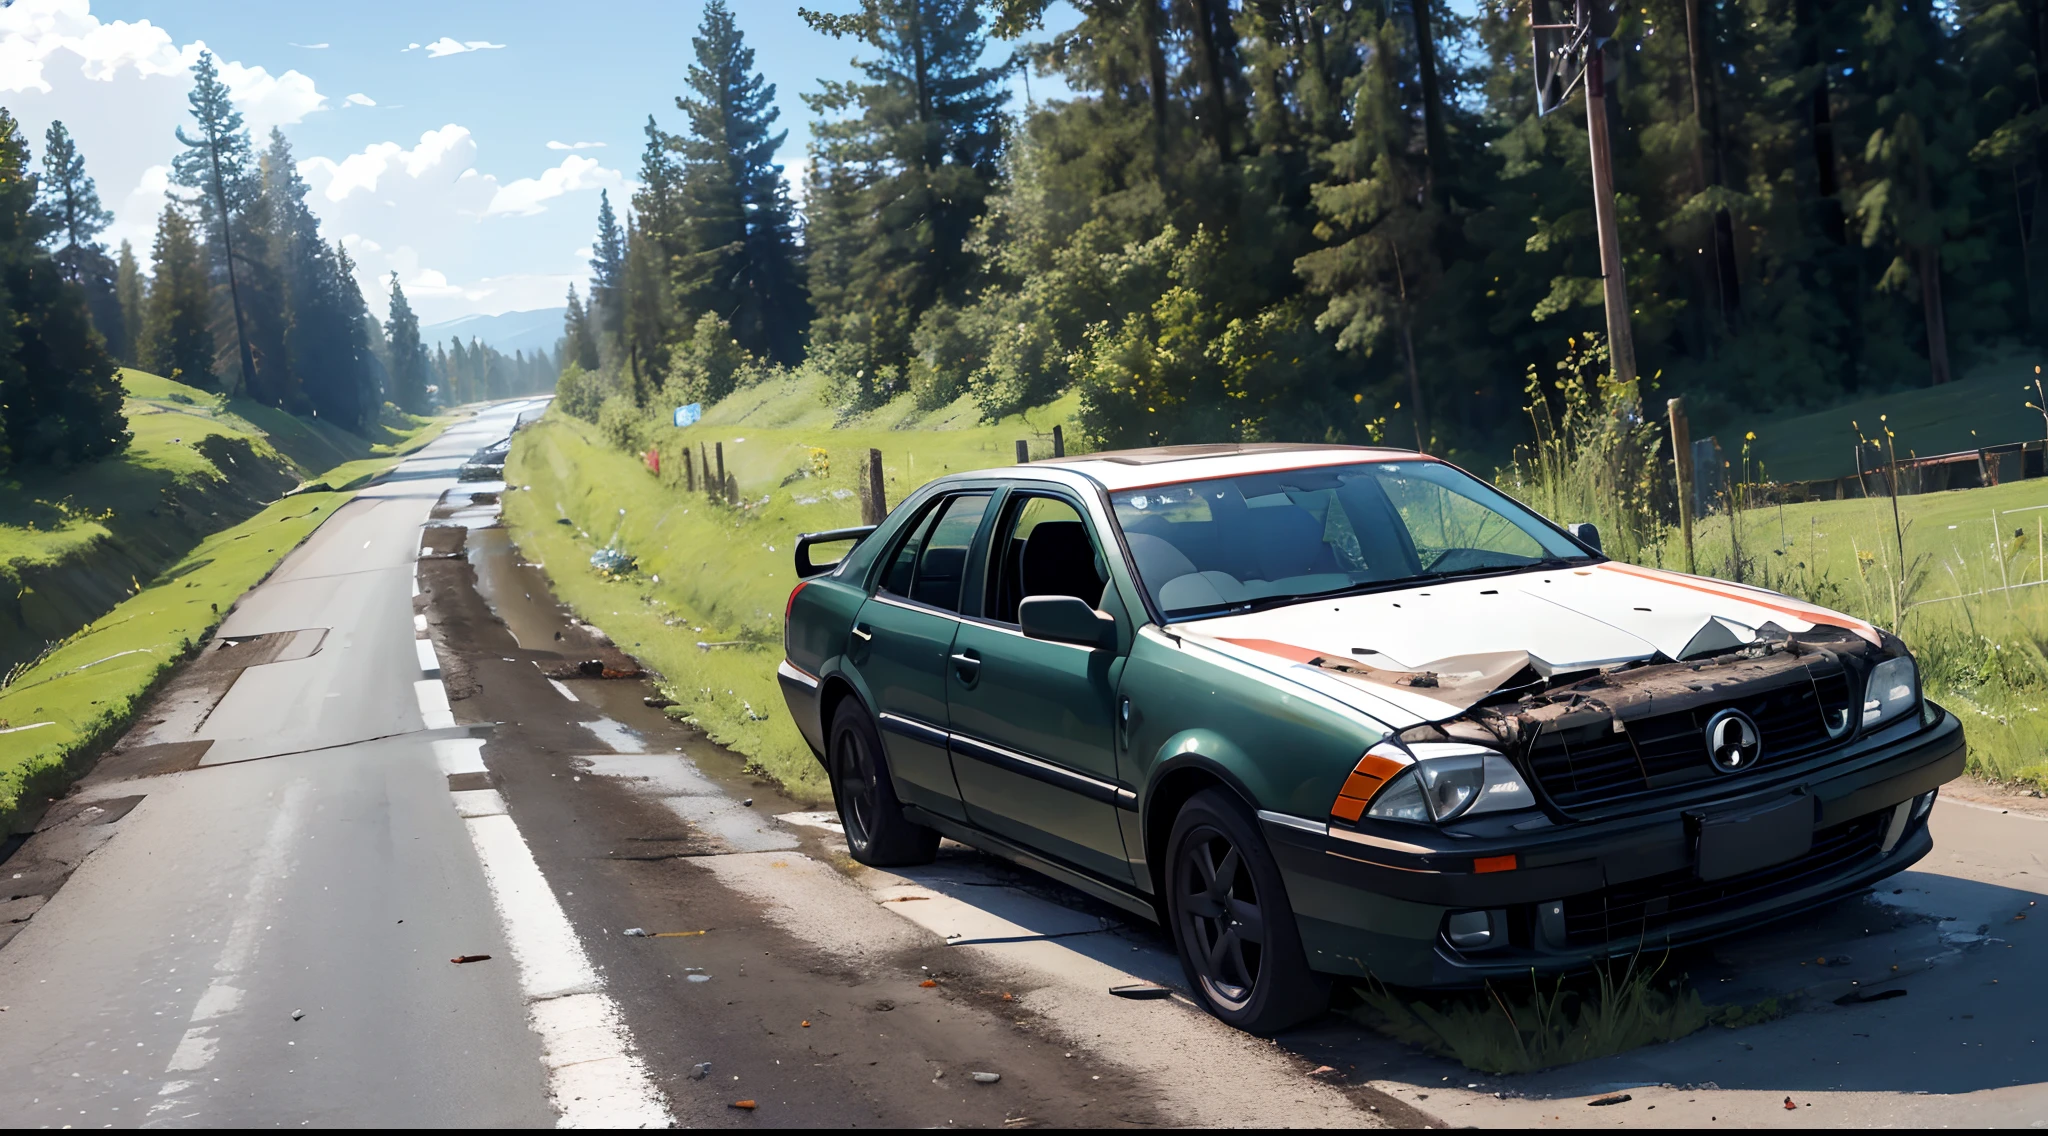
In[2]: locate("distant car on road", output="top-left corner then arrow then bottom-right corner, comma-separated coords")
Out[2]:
776,444 -> 1963,1033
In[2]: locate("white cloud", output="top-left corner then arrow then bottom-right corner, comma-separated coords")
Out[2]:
546,140 -> 603,151
304,129 -> 624,321
419,37 -> 505,58
485,154 -> 618,217
344,92 -> 374,107
289,42 -> 329,49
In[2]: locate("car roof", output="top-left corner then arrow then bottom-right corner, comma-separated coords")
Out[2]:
1019,443 -> 1427,492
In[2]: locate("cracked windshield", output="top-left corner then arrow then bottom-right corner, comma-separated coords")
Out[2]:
0,0 -> 2041,1128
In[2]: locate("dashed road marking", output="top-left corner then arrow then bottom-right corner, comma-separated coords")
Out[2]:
547,678 -> 579,702
415,679 -> 454,730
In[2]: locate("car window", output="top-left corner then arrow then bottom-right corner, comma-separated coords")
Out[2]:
985,494 -> 1104,622
1110,461 -> 1588,619
878,493 -> 989,613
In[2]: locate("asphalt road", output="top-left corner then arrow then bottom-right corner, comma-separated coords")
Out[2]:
2,400 -> 2043,1129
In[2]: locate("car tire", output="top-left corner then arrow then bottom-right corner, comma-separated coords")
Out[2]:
829,699 -> 940,867
1164,788 -> 1329,1034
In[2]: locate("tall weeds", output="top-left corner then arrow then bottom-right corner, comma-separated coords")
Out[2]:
1497,334 -> 1669,565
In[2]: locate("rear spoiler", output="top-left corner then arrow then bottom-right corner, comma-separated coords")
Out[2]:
794,526 -> 876,579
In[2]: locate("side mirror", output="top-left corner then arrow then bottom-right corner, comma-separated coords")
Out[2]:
1566,521 -> 1603,555
1019,595 -> 1116,650
794,525 -> 876,579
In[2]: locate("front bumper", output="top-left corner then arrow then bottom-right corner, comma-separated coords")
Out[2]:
1266,707 -> 1966,987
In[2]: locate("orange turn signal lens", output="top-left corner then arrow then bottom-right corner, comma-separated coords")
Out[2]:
1473,854 -> 1518,874
1330,745 -> 1412,823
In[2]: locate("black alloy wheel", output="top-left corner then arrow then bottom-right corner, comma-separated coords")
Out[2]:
1164,789 -> 1329,1034
828,700 -> 939,867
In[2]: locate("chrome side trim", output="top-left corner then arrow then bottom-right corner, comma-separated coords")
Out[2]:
776,660 -> 820,690
1326,824 -> 1437,856
877,712 -> 950,748
947,731 -> 1137,811
1255,809 -> 1329,838
869,593 -> 962,621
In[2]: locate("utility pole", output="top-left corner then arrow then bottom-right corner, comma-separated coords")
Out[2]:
1532,2 -> 1637,393
1583,48 -> 1637,392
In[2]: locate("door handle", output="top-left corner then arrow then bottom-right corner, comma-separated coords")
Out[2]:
950,650 -> 982,685
852,625 -> 874,642
1119,697 -> 1133,749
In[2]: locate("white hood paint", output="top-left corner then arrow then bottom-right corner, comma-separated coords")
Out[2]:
1176,562 -> 1879,723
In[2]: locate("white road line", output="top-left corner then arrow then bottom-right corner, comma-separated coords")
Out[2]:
415,679 -> 455,729
416,637 -> 441,675
451,788 -> 508,817
151,781 -> 310,1114
547,678 -> 579,702
433,738 -> 488,776
462,811 -> 670,1127
415,613 -> 429,634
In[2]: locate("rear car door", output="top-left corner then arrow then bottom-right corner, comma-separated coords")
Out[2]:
852,492 -> 992,823
946,490 -> 1134,884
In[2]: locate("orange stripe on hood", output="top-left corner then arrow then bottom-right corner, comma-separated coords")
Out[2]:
1597,561 -> 1880,646
1217,638 -> 1337,665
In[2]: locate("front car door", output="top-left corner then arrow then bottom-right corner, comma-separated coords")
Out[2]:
853,492 -> 992,822
946,489 -> 1135,884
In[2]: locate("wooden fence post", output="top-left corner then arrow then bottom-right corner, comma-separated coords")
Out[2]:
714,442 -> 726,505
1052,425 -> 1065,458
684,446 -> 694,493
1667,397 -> 1695,574
861,448 -> 887,525
1015,439 -> 1030,464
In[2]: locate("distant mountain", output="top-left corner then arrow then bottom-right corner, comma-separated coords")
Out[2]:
420,307 -> 566,358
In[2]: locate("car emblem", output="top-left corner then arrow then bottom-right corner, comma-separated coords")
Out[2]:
1704,708 -> 1762,773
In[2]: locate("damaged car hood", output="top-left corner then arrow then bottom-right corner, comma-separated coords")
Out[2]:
1178,561 -> 1879,725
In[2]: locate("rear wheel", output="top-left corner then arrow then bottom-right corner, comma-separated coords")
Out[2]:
1164,789 -> 1329,1034
829,700 -> 939,867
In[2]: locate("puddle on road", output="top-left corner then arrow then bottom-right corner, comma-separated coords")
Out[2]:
466,525 -> 574,652
579,717 -> 648,754
576,752 -> 797,853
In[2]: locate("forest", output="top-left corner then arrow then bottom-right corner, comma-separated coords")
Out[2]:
562,0 -> 2048,465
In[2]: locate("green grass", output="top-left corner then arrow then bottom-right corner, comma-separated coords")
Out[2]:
1,370 -> 448,671
0,488 -> 352,828
1714,360 -> 2048,482
502,376 -> 1080,800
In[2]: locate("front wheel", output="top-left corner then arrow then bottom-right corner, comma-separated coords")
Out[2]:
829,700 -> 939,867
1164,789 -> 1329,1034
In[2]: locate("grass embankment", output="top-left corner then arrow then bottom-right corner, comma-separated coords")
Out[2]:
503,372 -> 1078,800
1717,359 -> 2045,481
0,370 -> 451,831
0,370 -> 440,670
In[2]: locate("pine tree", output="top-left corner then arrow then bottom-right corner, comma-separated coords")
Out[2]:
0,108 -> 128,469
34,120 -> 125,361
621,217 -> 674,401
676,0 -> 808,363
802,0 -> 1010,389
114,239 -> 143,366
561,283 -> 601,372
587,190 -> 627,365
140,203 -> 215,387
171,50 -> 259,399
386,273 -> 430,413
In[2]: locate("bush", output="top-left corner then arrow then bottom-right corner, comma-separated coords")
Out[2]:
554,362 -> 608,423
596,392 -> 643,452
664,313 -> 751,407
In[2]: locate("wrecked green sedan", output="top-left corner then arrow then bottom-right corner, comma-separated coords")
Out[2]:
776,444 -> 1964,1034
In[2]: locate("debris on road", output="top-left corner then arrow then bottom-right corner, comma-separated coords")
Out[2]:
291,1009 -> 304,1021
690,1063 -> 711,1080
1835,987 -> 1908,1005
1587,1094 -> 1632,1107
1784,1097 -> 1799,1110
623,927 -> 649,937
882,895 -> 929,903
801,1019 -> 811,1027
643,695 -> 676,708
449,954 -> 492,964
1307,1065 -> 1339,1079
973,1071 -> 1001,1084
730,1099 -> 756,1110
919,979 -> 938,988
1108,983 -> 1171,1000
687,974 -> 712,983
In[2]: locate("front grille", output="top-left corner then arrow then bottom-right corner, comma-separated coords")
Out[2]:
1526,669 -> 1853,815
1559,814 -> 1887,947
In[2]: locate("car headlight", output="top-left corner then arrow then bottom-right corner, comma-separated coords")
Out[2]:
1349,742 -> 1535,825
1863,656 -> 1918,729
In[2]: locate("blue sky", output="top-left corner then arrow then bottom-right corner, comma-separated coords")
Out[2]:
0,1 -> 1075,323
